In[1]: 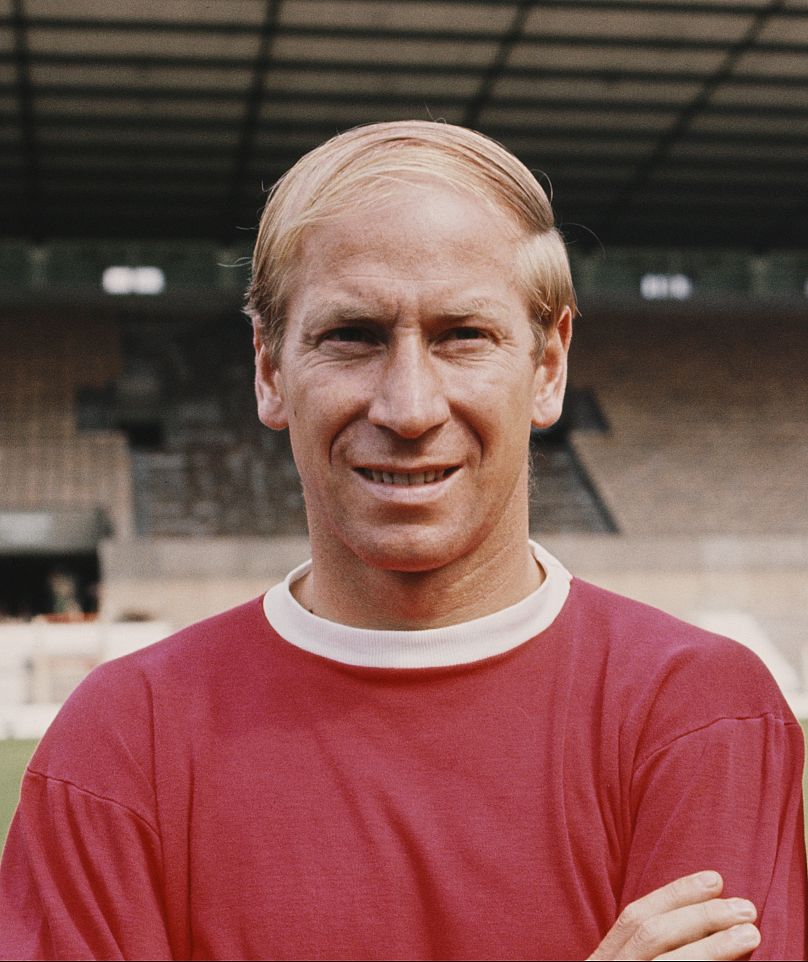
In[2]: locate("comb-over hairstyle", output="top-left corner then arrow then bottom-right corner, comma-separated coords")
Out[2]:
246,120 -> 576,363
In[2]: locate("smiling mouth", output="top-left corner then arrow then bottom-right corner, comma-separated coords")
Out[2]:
356,467 -> 459,486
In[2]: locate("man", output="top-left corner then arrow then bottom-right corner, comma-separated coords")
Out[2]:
1,121 -> 805,960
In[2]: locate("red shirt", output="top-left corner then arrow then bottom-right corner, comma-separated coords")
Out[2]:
1,579 -> 805,960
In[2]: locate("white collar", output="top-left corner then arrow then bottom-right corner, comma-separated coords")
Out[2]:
262,541 -> 571,669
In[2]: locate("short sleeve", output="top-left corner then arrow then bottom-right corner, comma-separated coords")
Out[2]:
0,768 -> 173,961
0,655 -> 176,962
623,713 -> 807,961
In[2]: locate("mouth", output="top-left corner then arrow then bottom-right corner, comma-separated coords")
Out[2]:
355,466 -> 460,486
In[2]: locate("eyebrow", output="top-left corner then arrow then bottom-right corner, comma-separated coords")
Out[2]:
305,298 -> 507,328
438,299 -> 505,320
310,306 -> 382,325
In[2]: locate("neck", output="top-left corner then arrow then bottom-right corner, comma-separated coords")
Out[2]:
295,504 -> 541,631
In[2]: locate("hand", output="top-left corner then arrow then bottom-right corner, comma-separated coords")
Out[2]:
587,871 -> 760,960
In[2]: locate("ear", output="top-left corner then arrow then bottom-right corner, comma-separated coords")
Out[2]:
531,305 -> 573,430
252,319 -> 289,430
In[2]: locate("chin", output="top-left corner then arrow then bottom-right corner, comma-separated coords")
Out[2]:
340,528 -> 466,574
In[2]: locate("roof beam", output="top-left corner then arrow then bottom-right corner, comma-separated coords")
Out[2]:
8,16 -> 808,54
224,0 -> 283,239
10,0 -> 39,241
463,0 -> 531,129
16,110 -> 808,150
8,0 -> 808,30
6,51 -> 808,90
17,139 -> 808,175
16,82 -> 808,124
599,0 -> 789,238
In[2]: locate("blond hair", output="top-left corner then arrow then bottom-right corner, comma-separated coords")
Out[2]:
246,120 -> 576,362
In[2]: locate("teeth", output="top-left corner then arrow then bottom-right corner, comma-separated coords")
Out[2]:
364,469 -> 448,485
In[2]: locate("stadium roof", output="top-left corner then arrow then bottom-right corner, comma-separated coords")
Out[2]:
3,0 -> 808,249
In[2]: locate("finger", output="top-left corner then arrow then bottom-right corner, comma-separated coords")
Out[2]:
590,872 -> 724,960
626,871 -> 725,922
618,898 -> 757,961
655,922 -> 761,961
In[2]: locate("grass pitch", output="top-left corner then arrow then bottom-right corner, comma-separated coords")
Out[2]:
0,739 -> 37,847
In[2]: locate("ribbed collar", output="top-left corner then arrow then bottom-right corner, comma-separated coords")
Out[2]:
262,541 -> 571,669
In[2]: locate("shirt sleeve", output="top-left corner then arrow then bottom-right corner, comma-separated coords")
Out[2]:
623,712 -> 807,961
0,652 -> 177,962
0,767 -> 174,962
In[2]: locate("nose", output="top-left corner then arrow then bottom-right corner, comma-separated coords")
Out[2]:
367,336 -> 450,438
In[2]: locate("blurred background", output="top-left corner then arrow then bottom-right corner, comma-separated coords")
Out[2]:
1,0 -> 807,841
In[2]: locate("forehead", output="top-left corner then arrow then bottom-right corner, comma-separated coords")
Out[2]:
286,180 -> 528,316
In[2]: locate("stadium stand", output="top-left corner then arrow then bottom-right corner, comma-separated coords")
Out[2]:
118,313 -> 308,537
0,313 -> 133,541
570,302 -> 808,536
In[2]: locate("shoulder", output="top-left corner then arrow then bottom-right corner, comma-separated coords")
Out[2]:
113,594 -> 270,677
28,596 -> 270,802
561,578 -> 798,749
57,594 -> 269,708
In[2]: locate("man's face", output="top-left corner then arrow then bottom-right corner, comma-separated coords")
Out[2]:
254,180 -> 570,575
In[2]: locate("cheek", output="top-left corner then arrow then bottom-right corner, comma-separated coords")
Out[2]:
285,382 -> 358,465
463,374 -> 535,432
484,404 -> 537,467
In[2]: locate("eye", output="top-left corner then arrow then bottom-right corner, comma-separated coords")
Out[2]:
439,325 -> 492,345
322,326 -> 379,344
447,326 -> 486,340
435,324 -> 497,357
